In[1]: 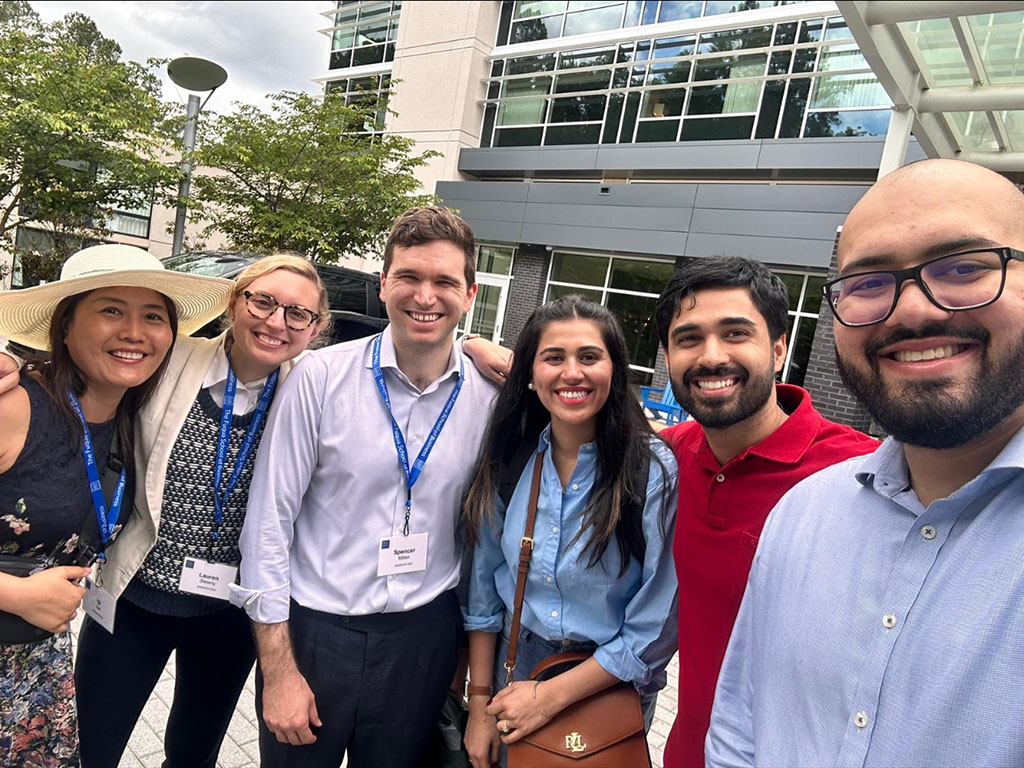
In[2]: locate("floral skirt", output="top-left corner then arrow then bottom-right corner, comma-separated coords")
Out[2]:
0,631 -> 79,767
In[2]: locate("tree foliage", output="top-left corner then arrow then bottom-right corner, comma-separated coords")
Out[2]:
0,3 -> 175,275
189,90 -> 437,263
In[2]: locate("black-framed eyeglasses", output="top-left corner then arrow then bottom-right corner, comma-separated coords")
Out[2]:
822,247 -> 1024,328
242,290 -> 320,331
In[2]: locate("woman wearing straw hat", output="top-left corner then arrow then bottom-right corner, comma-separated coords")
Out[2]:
0,243 -> 232,767
72,253 -> 330,768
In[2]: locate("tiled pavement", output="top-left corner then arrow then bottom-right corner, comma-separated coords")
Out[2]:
71,615 -> 677,767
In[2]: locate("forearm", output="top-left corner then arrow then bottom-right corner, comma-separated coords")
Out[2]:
0,572 -> 26,615
541,657 -> 619,715
252,621 -> 299,681
468,630 -> 498,701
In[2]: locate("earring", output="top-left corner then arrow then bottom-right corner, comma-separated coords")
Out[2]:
527,382 -> 534,390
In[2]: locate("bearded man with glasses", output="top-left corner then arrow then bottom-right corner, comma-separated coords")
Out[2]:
707,158 -> 1024,768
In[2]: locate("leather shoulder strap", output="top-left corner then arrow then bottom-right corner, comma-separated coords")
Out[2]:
502,449 -> 544,686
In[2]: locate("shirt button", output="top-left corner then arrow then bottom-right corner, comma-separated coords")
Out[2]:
716,473 -> 725,483
854,711 -> 868,728
550,610 -> 558,618
921,525 -> 937,540
551,525 -> 558,533
571,483 -> 579,491
882,613 -> 897,629
545,576 -> 552,583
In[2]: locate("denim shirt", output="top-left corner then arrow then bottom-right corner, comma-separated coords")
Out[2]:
465,426 -> 679,692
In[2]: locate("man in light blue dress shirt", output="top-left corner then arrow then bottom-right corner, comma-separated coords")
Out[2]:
232,207 -> 499,768
707,159 -> 1024,768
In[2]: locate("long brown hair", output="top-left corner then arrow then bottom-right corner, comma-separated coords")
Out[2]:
463,294 -> 674,575
37,289 -> 179,487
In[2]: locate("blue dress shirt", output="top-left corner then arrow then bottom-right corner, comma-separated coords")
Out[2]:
465,426 -> 679,692
707,429 -> 1024,768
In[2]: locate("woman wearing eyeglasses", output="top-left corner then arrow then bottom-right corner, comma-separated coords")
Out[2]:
74,254 -> 330,768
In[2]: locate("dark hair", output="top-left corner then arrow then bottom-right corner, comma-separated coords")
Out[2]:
383,206 -> 476,287
464,294 -> 674,575
655,256 -> 789,348
37,289 -> 179,490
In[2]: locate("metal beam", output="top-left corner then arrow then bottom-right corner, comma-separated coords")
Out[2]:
878,106 -> 915,179
864,1 -> 1024,25
958,151 -> 1024,171
918,84 -> 1024,112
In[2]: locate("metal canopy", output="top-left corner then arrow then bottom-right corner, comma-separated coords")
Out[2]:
837,1 -> 1024,178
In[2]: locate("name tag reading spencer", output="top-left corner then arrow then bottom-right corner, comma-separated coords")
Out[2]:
377,532 -> 429,577
83,576 -> 116,634
178,558 -> 238,600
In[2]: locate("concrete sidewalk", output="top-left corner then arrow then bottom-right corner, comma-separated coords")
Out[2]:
71,615 -> 677,767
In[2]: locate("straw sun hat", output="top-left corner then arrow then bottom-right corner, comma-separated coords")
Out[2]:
0,244 -> 234,351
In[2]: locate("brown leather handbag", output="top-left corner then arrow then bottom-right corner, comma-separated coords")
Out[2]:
504,450 -> 651,767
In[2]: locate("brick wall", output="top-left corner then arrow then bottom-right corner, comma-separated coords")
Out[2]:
803,230 -> 874,432
502,243 -> 550,347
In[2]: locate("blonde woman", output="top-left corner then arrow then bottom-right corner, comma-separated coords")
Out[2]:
74,254 -> 330,768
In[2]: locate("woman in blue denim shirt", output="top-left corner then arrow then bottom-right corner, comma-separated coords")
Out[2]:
462,294 -> 678,768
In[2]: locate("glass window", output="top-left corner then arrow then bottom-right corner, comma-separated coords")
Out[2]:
754,79 -> 785,138
799,18 -> 823,43
698,26 -> 772,54
705,0 -> 774,14
784,315 -> 816,387
609,258 -> 674,291
768,50 -> 792,75
555,69 -> 612,93
498,77 -> 552,125
818,44 -> 869,72
494,126 -> 545,145
778,78 -> 810,137
642,88 -> 686,117
507,54 -> 557,75
636,119 -> 680,141
603,93 -> 625,142
619,92 -> 641,141
824,17 -> 850,41
624,1 -> 642,27
477,245 -> 515,275
545,123 -> 603,143
511,14 -> 563,43
563,5 -> 624,36
694,53 -> 767,81
559,47 -> 616,69
652,36 -> 695,59
606,292 -> 660,371
550,95 -> 606,122
515,1 -> 568,18
658,1 -> 702,22
547,283 -> 603,303
646,61 -> 690,85
774,21 -> 797,46
680,114 -> 755,140
352,44 -> 385,66
687,83 -> 758,114
810,74 -> 890,109
803,108 -> 889,137
550,251 -> 609,284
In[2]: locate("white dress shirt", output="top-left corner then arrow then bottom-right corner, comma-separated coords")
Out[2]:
201,340 -> 269,417
231,326 -> 499,623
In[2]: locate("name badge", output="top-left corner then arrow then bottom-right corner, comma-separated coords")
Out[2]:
83,577 -> 116,634
178,558 -> 238,600
377,532 -> 428,577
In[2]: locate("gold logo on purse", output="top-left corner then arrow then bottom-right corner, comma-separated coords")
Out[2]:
565,732 -> 587,753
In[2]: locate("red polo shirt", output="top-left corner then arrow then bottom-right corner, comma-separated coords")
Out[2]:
660,384 -> 878,768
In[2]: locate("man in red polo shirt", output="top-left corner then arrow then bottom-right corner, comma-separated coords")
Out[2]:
654,256 -> 877,768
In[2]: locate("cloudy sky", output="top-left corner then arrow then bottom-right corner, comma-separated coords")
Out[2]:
32,1 -> 333,111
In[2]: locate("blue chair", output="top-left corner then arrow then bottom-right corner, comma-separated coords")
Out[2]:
641,384 -> 687,425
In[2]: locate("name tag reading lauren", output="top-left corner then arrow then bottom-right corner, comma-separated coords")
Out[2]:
377,532 -> 429,577
83,576 -> 116,634
178,558 -> 238,600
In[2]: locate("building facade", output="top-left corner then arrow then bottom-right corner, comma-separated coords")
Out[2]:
316,0 -> 934,426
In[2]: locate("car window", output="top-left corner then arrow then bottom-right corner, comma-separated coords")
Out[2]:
318,268 -> 369,314
164,254 -> 251,277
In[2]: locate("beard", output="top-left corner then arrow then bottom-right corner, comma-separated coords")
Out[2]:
671,361 -> 776,429
835,323 -> 1024,449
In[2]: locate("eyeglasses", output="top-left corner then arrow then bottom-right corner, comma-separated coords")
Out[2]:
242,290 -> 320,331
822,247 -> 1024,328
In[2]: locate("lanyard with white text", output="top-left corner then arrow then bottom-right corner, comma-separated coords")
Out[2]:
371,333 -> 463,536
67,391 -> 126,560
213,359 -> 279,539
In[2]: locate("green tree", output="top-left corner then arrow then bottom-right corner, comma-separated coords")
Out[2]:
0,5 -> 174,280
188,89 -> 437,263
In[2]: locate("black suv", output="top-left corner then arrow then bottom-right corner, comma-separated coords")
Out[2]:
163,250 -> 388,345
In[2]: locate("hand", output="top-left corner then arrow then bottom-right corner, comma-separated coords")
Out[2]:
261,666 -> 322,745
464,698 -> 501,768
486,680 -> 557,745
0,351 -> 20,397
16,566 -> 90,633
463,337 -> 512,387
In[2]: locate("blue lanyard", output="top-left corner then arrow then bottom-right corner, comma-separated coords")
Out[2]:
213,358 -> 279,539
371,333 -> 463,535
67,391 -> 126,559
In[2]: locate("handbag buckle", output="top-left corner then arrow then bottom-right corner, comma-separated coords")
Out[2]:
519,536 -> 534,551
504,661 -> 515,686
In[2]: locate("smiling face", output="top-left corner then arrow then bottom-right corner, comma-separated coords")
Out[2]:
531,317 -> 613,440
228,268 -> 324,380
665,286 -> 785,429
379,240 -> 477,356
834,160 -> 1024,449
64,286 -> 174,396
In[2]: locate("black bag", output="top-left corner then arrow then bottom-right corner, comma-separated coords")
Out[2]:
0,554 -> 54,645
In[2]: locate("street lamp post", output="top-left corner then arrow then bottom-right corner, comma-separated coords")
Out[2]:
167,56 -> 227,257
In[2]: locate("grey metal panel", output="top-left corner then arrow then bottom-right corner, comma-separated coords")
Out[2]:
522,222 -> 686,257
525,181 -> 698,207
684,232 -> 834,269
694,184 -> 869,213
462,218 -> 525,244
437,199 -> 526,223
596,141 -> 763,170
524,202 -> 691,232
689,208 -> 846,240
436,180 -> 529,203
457,146 -> 599,173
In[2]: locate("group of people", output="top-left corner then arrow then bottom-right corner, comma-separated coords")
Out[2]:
0,157 -> 1020,768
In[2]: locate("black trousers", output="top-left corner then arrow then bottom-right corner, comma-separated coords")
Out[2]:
75,597 -> 256,768
258,591 -> 462,768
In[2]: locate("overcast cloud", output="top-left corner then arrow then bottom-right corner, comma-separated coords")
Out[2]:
32,1 -> 333,112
